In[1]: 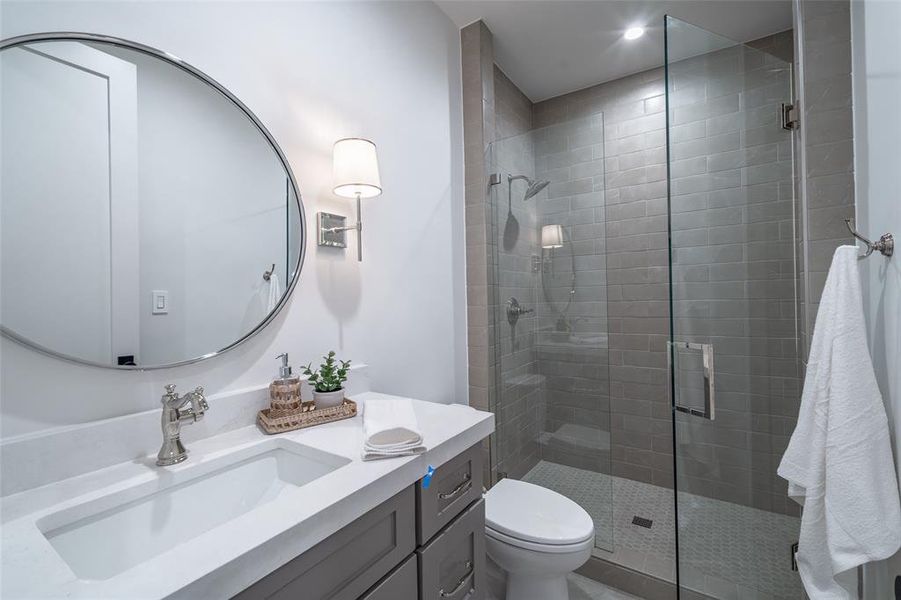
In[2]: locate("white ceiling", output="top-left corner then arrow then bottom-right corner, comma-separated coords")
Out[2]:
434,0 -> 793,102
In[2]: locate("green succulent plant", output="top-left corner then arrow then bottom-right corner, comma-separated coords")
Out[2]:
303,351 -> 351,392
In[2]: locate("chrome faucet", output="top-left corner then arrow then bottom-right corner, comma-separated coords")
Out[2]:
156,384 -> 209,466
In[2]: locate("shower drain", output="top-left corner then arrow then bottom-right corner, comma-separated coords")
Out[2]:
631,516 -> 653,529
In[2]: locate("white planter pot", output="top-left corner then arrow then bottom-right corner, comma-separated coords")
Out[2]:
313,388 -> 345,408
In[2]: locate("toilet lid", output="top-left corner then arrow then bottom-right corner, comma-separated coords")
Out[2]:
484,479 -> 594,546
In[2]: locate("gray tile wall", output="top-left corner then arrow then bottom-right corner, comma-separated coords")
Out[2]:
666,32 -> 802,517
491,66 -> 543,479
461,21 -> 497,482
796,0 -> 856,359
462,29 -> 546,481
533,31 -> 805,517
534,67 -> 674,489
463,12 -> 852,520
532,113 -> 612,474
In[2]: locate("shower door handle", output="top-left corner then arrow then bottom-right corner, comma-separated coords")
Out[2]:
668,341 -> 715,420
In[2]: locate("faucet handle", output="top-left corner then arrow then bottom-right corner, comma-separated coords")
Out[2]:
191,387 -> 209,414
164,384 -> 177,394
195,387 -> 209,412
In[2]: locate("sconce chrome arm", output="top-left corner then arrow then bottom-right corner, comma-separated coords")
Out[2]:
318,192 -> 363,261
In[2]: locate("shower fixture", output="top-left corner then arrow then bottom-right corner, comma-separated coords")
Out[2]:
508,174 -> 550,201
487,173 -> 550,210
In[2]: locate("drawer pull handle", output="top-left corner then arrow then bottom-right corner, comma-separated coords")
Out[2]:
439,560 -> 474,598
438,474 -> 472,500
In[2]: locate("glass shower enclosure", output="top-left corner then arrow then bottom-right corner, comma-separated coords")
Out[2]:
665,15 -> 802,599
487,112 -> 614,553
484,15 -> 802,599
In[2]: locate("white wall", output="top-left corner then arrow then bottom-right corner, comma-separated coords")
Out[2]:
115,47 -> 290,365
0,0 -> 467,438
852,0 -> 901,596
1,45 -> 121,364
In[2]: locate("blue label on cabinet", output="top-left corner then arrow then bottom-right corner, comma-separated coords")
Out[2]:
422,465 -> 436,488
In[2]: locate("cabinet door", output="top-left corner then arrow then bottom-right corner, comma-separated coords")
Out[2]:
418,499 -> 486,600
417,444 -> 483,545
358,553 -> 418,600
234,487 -> 415,600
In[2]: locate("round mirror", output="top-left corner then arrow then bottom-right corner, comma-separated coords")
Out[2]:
0,34 -> 305,369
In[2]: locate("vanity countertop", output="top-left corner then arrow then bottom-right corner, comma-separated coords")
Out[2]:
0,392 -> 494,599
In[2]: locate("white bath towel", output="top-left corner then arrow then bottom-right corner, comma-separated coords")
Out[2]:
362,396 -> 426,461
778,246 -> 901,598
266,272 -> 282,313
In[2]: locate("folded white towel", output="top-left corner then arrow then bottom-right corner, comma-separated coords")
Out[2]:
778,246 -> 901,598
362,397 -> 426,461
266,272 -> 282,313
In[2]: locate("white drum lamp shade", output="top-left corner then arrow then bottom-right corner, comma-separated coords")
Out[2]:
542,224 -> 565,249
333,138 -> 382,199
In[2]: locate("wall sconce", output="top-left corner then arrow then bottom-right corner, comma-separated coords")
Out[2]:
533,224 -> 566,272
541,224 -> 565,249
318,137 -> 382,261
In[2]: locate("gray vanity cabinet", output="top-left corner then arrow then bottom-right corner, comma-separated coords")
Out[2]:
234,443 -> 486,600
358,554 -> 418,600
233,487 -> 415,600
416,444 -> 483,545
417,499 -> 486,600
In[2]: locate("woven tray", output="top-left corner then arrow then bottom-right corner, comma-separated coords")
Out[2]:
258,398 -> 357,434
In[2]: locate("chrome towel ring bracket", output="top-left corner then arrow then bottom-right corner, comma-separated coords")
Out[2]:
845,219 -> 893,258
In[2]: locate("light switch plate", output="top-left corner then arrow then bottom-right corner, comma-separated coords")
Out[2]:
318,212 -> 348,248
152,290 -> 169,315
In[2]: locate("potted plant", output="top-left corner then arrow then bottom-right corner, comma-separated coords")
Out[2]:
303,351 -> 351,408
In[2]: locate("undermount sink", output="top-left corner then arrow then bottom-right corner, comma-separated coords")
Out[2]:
37,440 -> 350,581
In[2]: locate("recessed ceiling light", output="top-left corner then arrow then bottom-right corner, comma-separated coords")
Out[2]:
624,27 -> 645,41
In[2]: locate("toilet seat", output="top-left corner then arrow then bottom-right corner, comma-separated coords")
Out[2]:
484,479 -> 594,550
485,525 -> 593,554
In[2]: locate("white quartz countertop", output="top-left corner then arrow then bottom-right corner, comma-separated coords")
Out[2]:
0,393 -> 494,599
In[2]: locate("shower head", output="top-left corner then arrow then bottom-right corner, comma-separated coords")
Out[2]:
508,174 -> 550,201
524,179 -> 549,200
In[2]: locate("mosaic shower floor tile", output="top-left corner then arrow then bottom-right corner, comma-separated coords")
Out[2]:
523,460 -> 802,599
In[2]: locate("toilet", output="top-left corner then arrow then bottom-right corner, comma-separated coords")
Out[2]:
484,478 -> 594,600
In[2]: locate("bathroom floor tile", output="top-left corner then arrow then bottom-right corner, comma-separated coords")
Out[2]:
486,559 -> 640,600
522,460 -> 802,599
567,572 -> 644,599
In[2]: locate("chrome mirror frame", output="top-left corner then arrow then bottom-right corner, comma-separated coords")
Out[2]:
0,32 -> 307,370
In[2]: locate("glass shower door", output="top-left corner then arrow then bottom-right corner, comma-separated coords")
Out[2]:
487,112 -> 614,553
664,16 -> 803,599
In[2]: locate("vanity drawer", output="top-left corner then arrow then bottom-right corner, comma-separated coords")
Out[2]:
234,486 -> 415,600
417,443 -> 482,545
417,498 -> 486,600
358,553 -> 417,600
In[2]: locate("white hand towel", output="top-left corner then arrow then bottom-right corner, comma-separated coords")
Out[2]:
778,246 -> 901,599
266,272 -> 282,313
362,397 -> 426,461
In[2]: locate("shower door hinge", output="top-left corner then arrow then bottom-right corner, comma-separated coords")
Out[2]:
781,102 -> 799,131
791,542 -> 799,571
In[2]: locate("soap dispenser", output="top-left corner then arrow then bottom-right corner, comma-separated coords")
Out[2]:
269,353 -> 303,412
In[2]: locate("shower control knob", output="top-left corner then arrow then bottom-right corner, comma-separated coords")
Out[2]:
506,297 -> 533,326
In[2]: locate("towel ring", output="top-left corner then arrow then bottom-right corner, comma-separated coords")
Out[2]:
263,263 -> 276,281
845,219 -> 893,258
